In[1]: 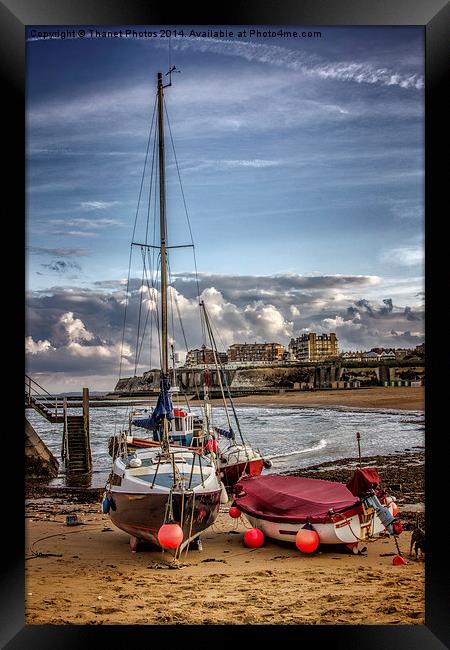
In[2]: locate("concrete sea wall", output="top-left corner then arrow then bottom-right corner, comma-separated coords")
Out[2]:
114,364 -> 425,394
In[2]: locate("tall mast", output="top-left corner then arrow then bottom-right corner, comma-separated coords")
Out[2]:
157,71 -> 169,376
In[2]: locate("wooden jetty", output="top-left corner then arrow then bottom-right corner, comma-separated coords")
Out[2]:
25,375 -> 92,475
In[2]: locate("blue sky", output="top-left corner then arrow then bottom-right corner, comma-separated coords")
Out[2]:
25,26 -> 424,391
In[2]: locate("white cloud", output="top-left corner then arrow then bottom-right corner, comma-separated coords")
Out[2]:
26,273 -> 424,385
380,246 -> 424,267
59,311 -> 94,343
220,159 -> 280,168
166,38 -> 424,90
25,336 -> 53,354
80,201 -> 119,210
48,218 -> 122,229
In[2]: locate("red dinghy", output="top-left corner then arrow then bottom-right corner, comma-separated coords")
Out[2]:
234,471 -> 399,549
235,474 -> 359,524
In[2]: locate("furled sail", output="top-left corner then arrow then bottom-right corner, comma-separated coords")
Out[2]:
132,375 -> 174,430
214,426 -> 234,440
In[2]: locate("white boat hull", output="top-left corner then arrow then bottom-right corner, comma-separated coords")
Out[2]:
242,507 -> 387,547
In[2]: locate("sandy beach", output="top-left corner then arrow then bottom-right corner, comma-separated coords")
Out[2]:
189,386 -> 424,412
25,447 -> 425,625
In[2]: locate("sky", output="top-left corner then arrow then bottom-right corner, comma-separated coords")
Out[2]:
25,25 -> 425,392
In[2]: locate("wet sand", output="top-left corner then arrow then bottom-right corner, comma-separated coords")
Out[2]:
25,450 -> 425,626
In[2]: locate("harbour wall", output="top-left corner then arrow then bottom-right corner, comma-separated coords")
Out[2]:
113,364 -> 425,395
25,417 -> 59,479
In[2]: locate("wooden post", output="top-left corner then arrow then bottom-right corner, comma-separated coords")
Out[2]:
63,397 -> 68,466
82,387 -> 92,470
82,387 -> 89,437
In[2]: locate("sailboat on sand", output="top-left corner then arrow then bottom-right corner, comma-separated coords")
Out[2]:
106,67 -> 269,491
121,297 -> 269,491
103,70 -> 226,556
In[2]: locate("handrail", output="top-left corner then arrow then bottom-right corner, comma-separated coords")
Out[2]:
25,374 -> 61,417
25,373 -> 55,399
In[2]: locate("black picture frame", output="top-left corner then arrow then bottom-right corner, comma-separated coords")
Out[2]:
5,0 -> 448,647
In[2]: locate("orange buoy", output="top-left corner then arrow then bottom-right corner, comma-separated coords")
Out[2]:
157,523 -> 183,549
243,528 -> 264,548
229,506 -> 241,519
295,527 -> 319,553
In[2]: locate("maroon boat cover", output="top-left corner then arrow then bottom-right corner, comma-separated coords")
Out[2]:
234,475 -> 359,523
346,468 -> 381,497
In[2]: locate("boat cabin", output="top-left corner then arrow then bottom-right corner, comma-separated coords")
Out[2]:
169,409 -> 195,446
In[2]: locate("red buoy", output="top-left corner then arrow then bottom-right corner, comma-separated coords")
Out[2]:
392,554 -> 407,566
295,528 -> 319,553
243,528 -> 264,548
392,520 -> 403,535
157,523 -> 183,549
205,438 -> 218,453
229,506 -> 241,519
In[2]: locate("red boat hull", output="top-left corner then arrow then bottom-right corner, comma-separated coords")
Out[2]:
221,458 -> 265,489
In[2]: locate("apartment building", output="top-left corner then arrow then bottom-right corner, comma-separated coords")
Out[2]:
185,346 -> 228,366
227,342 -> 285,363
288,332 -> 339,362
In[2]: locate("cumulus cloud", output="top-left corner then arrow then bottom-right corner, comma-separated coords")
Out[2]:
57,311 -> 95,344
25,272 -> 424,388
26,336 -> 53,354
25,309 -> 134,380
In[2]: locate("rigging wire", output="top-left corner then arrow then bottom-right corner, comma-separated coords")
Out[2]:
113,92 -> 158,441
134,250 -> 146,375
131,98 -> 161,376
164,102 -> 205,345
118,93 -> 158,382
202,302 -> 247,446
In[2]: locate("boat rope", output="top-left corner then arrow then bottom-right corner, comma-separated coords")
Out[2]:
167,258 -> 196,411
174,489 -> 186,563
25,528 -> 97,560
203,305 -> 248,450
201,304 -> 234,436
134,126 -> 159,375
118,93 -> 157,383
164,102 -> 205,346
113,94 -> 158,443
331,510 -> 375,543
135,249 -> 152,368
134,255 -> 147,375
184,491 -> 196,559
164,488 -> 175,524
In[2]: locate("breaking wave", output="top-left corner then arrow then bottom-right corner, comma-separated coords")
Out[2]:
266,438 -> 327,461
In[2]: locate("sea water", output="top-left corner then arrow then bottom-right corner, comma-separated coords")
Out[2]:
26,404 -> 424,488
